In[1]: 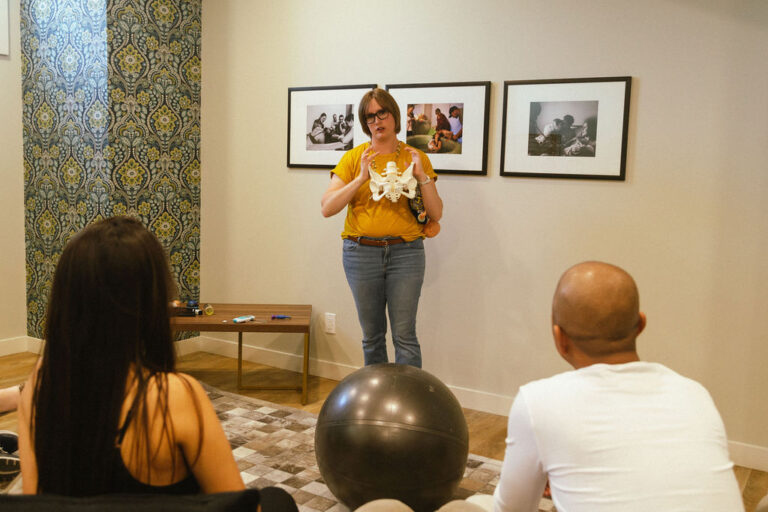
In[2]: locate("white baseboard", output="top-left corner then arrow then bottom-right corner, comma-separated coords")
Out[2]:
26,337 -> 42,353
0,336 -> 42,356
729,440 -> 768,472
0,336 -> 28,356
448,385 -> 514,416
181,335 -> 360,381
174,336 -> 202,356
182,336 -> 514,414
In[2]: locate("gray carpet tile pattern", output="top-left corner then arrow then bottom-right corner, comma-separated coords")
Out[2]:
206,384 -> 555,512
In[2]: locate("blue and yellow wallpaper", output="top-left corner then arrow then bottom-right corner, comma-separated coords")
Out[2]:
21,0 -> 201,337
107,0 -> 202,314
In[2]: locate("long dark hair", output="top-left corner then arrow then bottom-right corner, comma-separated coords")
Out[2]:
32,216 -> 191,495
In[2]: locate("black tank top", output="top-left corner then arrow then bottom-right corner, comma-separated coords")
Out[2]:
112,404 -> 201,494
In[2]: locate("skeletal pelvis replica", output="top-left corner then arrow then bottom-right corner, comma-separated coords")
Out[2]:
369,161 -> 417,202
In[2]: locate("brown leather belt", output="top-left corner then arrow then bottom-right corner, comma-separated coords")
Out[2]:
347,236 -> 405,247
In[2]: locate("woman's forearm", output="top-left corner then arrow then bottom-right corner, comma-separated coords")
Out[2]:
321,176 -> 365,217
420,182 -> 443,221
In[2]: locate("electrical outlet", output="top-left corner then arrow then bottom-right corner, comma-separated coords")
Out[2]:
324,312 -> 336,334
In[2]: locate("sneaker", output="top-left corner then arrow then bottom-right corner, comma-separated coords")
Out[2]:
0,452 -> 20,483
0,431 -> 17,455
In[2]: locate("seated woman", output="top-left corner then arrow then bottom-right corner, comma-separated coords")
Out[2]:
309,113 -> 329,144
16,217 -> 289,503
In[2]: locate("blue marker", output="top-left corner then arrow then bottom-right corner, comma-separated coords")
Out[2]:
271,315 -> 291,320
233,315 -> 255,323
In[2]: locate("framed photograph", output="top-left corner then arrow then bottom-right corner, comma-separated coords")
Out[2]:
0,0 -> 9,56
500,77 -> 631,180
386,81 -> 491,175
287,84 -> 376,168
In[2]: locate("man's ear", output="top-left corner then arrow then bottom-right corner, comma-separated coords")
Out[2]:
553,324 -> 570,360
636,312 -> 647,336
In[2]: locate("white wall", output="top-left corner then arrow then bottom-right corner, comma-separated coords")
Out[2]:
0,0 -> 28,346
200,0 -> 768,464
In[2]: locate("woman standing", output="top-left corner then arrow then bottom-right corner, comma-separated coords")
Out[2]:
321,89 -> 443,368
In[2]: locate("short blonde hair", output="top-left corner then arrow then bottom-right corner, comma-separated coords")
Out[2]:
358,88 -> 401,137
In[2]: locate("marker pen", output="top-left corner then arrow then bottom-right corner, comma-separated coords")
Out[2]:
271,315 -> 291,320
233,315 -> 255,323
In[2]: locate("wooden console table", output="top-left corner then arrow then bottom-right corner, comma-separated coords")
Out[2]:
171,303 -> 312,404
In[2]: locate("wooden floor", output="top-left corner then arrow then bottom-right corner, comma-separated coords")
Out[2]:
1,351 -> 766,510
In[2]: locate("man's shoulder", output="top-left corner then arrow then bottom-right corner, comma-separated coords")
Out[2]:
520,361 -> 709,398
519,367 -> 580,395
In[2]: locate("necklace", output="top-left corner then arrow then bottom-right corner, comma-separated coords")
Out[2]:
369,141 -> 401,174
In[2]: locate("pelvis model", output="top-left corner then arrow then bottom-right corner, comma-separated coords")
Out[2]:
369,161 -> 417,202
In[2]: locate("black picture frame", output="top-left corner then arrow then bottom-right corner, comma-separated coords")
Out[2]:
500,76 -> 631,180
287,84 -> 376,169
386,81 -> 491,175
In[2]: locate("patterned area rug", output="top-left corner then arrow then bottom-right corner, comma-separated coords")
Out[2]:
207,385 -> 555,512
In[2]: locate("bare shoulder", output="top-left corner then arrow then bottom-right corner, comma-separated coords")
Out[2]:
155,373 -> 212,440
164,372 -> 208,402
140,372 -> 208,415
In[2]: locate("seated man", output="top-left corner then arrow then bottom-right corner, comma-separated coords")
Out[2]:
494,261 -> 743,512
447,106 -> 462,143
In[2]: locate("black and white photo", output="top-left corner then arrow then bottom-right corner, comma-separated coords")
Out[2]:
528,101 -> 598,157
306,104 -> 354,152
501,77 -> 631,180
288,84 -> 375,168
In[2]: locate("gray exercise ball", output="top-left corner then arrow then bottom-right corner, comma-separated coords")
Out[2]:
314,364 -> 469,512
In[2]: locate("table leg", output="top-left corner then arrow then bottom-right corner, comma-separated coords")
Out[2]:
302,332 -> 309,404
235,330 -> 308,401
237,331 -> 243,389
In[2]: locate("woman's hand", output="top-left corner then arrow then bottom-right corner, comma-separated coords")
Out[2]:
321,146 -> 377,218
360,145 -> 377,183
405,146 -> 443,221
405,146 -> 427,182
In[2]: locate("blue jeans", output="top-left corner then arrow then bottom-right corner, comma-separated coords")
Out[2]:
342,238 -> 425,367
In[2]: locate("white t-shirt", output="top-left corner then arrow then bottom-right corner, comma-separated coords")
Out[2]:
493,362 -> 743,512
448,116 -> 462,142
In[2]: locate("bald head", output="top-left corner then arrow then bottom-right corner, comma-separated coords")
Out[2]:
553,262 -> 641,356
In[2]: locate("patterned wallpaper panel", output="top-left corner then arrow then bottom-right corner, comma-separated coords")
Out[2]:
21,0 -> 201,337
107,0 -> 202,309
21,0 -> 111,336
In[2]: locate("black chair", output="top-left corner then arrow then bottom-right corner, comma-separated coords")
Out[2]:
0,487 -> 298,511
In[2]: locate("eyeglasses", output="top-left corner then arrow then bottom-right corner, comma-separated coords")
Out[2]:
365,109 -> 389,124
